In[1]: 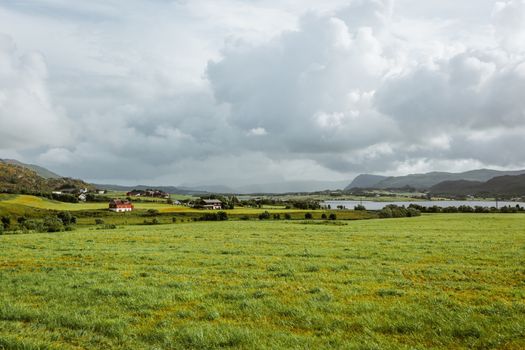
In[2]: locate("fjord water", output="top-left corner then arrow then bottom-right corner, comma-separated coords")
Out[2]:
322,200 -> 525,210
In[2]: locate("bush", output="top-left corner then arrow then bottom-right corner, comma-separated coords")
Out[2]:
258,211 -> 271,220
98,224 -> 117,230
172,217 -> 177,223
95,218 -> 105,225
217,211 -> 228,221
58,211 -> 76,225
0,225 -> 3,235
354,204 -> 366,211
321,213 -> 327,219
284,213 -> 292,220
43,216 -> 65,232
304,213 -> 313,220
273,214 -> 281,220
1,216 -> 11,230
22,219 -> 45,232
146,209 -> 159,217
379,208 -> 393,218
143,218 -> 160,225
329,213 -> 337,220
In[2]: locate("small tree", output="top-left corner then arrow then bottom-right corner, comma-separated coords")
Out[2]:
273,214 -> 281,220
284,213 -> 292,220
304,213 -> 313,220
258,211 -> 271,220
58,211 -> 76,226
329,213 -> 337,220
1,216 -> 11,230
354,204 -> 366,211
321,213 -> 327,219
217,211 -> 228,221
95,218 -> 105,225
43,216 -> 64,232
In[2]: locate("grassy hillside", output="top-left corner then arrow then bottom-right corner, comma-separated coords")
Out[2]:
0,159 -> 61,179
0,163 -> 92,194
0,215 -> 524,349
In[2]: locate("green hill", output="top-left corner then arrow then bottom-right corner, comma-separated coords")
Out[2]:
0,159 -> 61,179
0,162 -> 92,194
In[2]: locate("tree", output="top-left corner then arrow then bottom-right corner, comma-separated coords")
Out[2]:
1,216 -> 10,230
329,213 -> 337,220
217,211 -> 228,221
304,213 -> 313,219
258,211 -> 271,220
321,213 -> 327,219
58,211 -> 76,226
284,213 -> 292,220
43,216 -> 64,232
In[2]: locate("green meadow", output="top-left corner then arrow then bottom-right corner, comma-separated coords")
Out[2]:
1,214 -> 524,349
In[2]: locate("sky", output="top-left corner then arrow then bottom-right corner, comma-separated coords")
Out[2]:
1,0 -> 525,188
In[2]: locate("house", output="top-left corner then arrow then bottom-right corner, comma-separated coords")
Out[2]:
202,199 -> 222,210
109,199 -> 134,212
78,193 -> 87,202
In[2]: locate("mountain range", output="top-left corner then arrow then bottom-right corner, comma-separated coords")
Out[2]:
429,174 -> 525,197
345,169 -> 525,190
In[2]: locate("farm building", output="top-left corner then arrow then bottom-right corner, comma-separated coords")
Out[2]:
109,199 -> 134,212
202,199 -> 222,210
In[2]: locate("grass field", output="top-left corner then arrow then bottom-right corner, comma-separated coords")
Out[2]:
0,195 -> 377,226
1,214 -> 524,349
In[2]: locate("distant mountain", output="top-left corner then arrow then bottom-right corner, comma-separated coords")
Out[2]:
0,162 -> 92,193
235,180 -> 349,194
347,169 -> 525,190
345,174 -> 388,190
0,159 -> 61,179
181,180 -> 349,194
94,184 -> 208,195
430,174 -> 525,197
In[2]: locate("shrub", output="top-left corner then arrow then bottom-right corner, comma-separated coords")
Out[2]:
143,218 -> 159,225
58,211 -> 76,225
98,224 -> 117,230
329,213 -> 337,220
321,213 -> 327,219
95,218 -> 105,225
217,211 -> 228,221
43,216 -> 64,233
1,216 -> 10,230
172,217 -> 177,223
354,204 -> 366,211
23,219 -> 45,232
0,225 -> 3,235
304,213 -> 313,220
146,209 -> 159,217
258,211 -> 271,220
379,208 -> 393,218
284,213 -> 292,220
273,214 -> 281,220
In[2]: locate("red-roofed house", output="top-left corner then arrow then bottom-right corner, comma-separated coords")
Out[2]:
109,199 -> 134,212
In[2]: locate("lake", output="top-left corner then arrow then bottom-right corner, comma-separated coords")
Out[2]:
321,200 -> 525,210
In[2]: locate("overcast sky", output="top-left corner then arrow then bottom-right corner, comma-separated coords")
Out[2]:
1,0 -> 525,187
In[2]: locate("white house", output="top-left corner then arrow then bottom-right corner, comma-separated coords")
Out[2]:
202,199 -> 222,210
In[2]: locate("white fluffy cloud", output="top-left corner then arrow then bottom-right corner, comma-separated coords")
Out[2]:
1,0 -> 525,187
